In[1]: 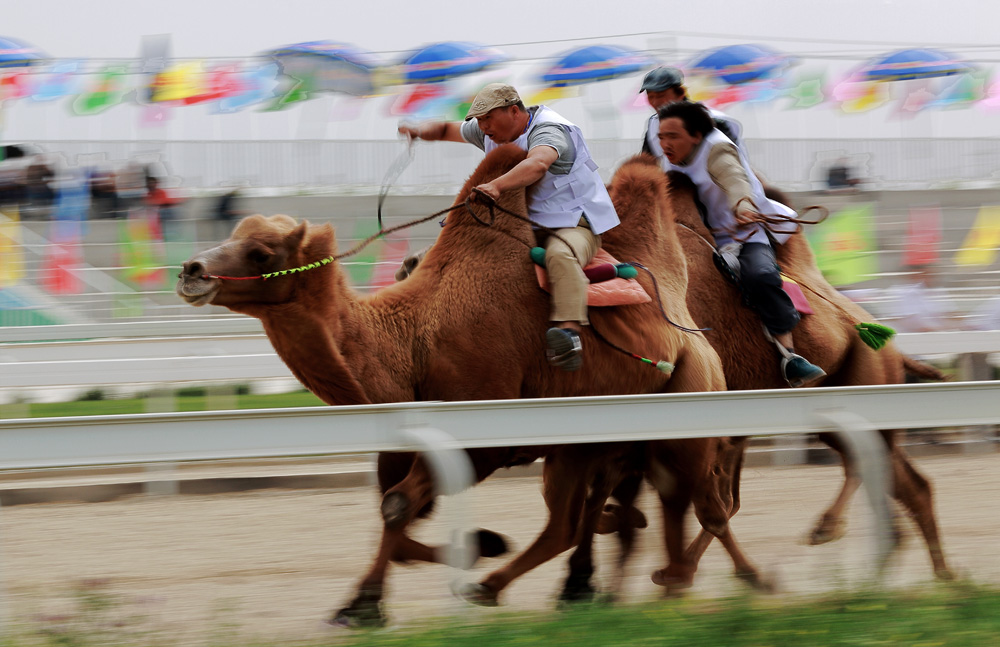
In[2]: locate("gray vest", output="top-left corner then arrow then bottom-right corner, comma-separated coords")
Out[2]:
483,106 -> 619,234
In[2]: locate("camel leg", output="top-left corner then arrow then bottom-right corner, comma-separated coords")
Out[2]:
558,468 -> 618,604
459,447 -> 592,606
681,438 -> 770,591
809,432 -> 860,545
889,446 -> 953,579
649,485 -> 697,595
332,454 -> 449,627
390,530 -> 510,566
557,468 -> 647,605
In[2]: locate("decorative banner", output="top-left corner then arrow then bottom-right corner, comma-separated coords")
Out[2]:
72,65 -> 128,115
785,70 -> 826,109
954,205 -> 1000,267
31,60 -> 83,101
214,63 -> 281,113
0,207 -> 24,288
806,203 -> 877,286
903,206 -> 942,267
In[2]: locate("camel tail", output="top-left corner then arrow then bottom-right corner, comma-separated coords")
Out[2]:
903,356 -> 950,382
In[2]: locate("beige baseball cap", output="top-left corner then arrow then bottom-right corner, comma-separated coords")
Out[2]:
465,83 -> 522,120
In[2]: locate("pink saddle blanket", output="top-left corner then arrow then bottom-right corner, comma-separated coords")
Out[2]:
535,249 -> 651,307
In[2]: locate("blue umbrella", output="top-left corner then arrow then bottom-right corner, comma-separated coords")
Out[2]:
397,41 -> 507,84
860,48 -> 972,82
687,44 -> 789,85
267,40 -> 380,96
541,44 -> 653,87
0,35 -> 45,68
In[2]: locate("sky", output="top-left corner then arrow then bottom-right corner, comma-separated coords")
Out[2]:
7,0 -> 1000,62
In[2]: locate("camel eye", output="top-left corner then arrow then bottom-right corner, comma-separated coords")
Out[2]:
247,248 -> 272,265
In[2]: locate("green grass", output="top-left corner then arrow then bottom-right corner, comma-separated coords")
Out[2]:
1,390 -> 325,419
329,586 -> 1000,647
6,585 -> 1000,647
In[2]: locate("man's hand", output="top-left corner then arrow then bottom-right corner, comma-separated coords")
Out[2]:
735,202 -> 762,226
473,182 -> 500,202
398,124 -> 420,140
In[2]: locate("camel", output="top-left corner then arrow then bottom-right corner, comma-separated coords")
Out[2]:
176,145 -> 732,626
561,161 -> 952,594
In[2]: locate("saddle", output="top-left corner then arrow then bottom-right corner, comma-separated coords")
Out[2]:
532,248 -> 651,307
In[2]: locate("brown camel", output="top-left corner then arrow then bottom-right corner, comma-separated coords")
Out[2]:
575,162 -> 952,592
176,145 -> 730,625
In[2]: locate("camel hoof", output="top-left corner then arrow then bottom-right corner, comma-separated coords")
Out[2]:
935,567 -> 956,581
558,572 -> 596,604
380,491 -> 409,530
735,569 -> 777,593
597,504 -> 649,534
456,582 -> 499,607
651,567 -> 694,596
329,598 -> 386,629
476,529 -> 510,559
807,518 -> 847,545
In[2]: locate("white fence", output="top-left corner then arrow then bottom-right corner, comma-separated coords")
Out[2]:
27,137 -> 1000,191
3,323 -> 999,397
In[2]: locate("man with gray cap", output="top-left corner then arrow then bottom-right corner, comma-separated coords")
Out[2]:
639,66 -> 743,168
398,83 -> 620,371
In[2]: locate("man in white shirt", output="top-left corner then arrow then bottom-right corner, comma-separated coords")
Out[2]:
639,67 -> 743,166
398,83 -> 621,371
657,100 -> 826,387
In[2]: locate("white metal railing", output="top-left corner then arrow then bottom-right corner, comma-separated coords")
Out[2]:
3,327 -> 999,396
1,381 -> 998,614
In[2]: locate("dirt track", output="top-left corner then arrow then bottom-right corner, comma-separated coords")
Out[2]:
3,453 -> 998,644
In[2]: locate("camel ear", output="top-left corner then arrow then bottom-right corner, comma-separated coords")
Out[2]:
287,220 -> 309,250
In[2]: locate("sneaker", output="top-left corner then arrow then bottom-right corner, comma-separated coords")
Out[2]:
546,327 -> 583,372
781,353 -> 826,388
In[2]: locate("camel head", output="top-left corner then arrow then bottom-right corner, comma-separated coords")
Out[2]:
176,214 -> 336,314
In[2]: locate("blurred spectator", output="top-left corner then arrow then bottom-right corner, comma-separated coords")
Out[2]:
89,167 -> 120,218
24,156 -> 56,218
0,145 -> 30,210
825,158 -> 861,194
144,175 -> 181,223
882,265 -> 960,333
117,160 -> 148,213
212,188 -> 247,238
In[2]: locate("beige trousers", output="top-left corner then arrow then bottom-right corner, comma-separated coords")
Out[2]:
543,222 -> 602,325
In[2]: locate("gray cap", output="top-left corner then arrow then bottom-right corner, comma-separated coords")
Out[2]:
465,83 -> 522,120
639,67 -> 684,93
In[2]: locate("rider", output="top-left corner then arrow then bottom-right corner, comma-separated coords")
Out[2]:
639,66 -> 743,167
397,83 -> 621,372
656,100 -> 826,387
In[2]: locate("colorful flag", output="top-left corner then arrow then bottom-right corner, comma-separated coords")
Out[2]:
955,205 -> 1000,267
806,203 -> 877,286
342,220 -> 381,288
0,207 -> 24,288
119,209 -> 167,289
72,66 -> 128,115
903,207 -> 942,267
41,242 -> 82,295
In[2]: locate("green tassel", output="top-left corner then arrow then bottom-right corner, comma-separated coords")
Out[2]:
656,360 -> 675,375
530,246 -> 547,267
855,322 -> 895,351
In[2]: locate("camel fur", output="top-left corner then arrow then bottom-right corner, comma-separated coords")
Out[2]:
177,145 -> 731,625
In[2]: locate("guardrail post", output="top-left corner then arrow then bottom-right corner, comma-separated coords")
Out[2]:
815,409 -> 894,582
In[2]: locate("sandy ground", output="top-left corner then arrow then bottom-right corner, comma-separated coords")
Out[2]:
1,453 -> 998,645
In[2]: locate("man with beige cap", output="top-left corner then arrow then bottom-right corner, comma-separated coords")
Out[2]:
398,83 -> 620,371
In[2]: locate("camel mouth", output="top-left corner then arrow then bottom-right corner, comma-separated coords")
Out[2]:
176,277 -> 220,306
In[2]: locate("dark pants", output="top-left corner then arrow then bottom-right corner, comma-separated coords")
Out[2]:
739,242 -> 800,335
